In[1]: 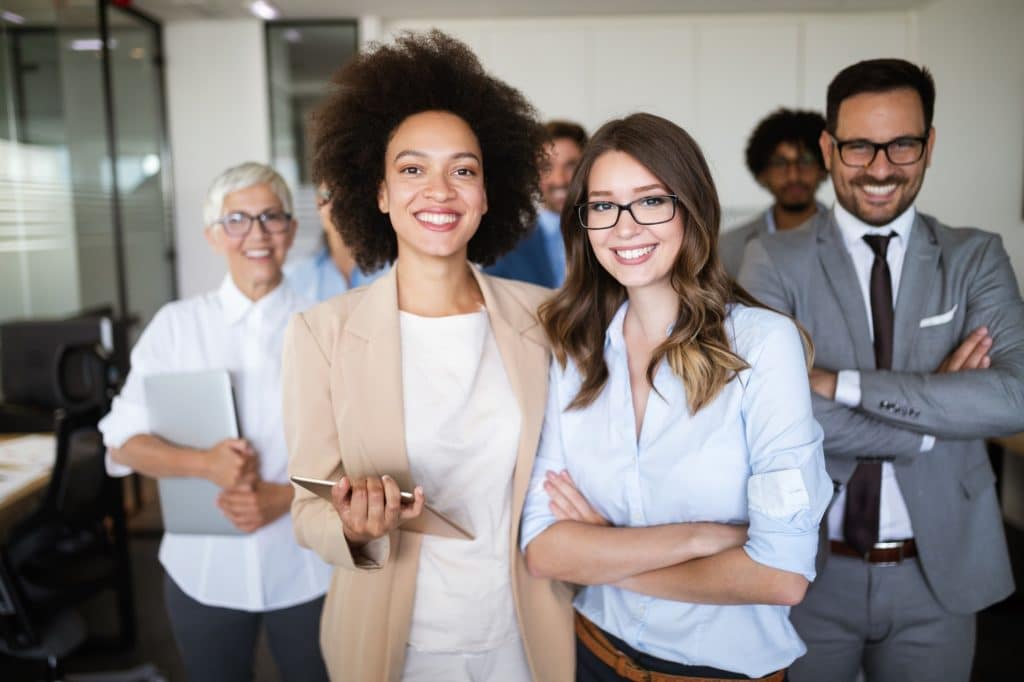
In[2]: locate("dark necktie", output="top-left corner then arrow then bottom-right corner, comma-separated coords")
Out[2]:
843,232 -> 896,555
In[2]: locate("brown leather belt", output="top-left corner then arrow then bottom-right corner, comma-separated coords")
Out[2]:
830,539 -> 917,565
575,612 -> 786,682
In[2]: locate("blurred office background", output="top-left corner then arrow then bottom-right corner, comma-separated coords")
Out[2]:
0,0 -> 1022,679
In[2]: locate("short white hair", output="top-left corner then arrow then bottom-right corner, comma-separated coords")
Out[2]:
203,162 -> 293,227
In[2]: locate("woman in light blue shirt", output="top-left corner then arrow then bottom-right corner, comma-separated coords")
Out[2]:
521,113 -> 833,681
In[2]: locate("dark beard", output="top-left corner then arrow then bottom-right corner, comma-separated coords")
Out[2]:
778,200 -> 814,213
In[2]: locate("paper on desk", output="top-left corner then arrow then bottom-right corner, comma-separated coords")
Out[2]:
0,434 -> 56,499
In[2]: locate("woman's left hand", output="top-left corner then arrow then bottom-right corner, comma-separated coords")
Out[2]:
545,470 -> 611,526
217,480 -> 293,533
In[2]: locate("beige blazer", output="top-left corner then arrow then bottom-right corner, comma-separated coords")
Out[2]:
282,265 -> 575,681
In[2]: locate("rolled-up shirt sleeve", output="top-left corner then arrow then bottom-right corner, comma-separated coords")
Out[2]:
97,307 -> 172,477
519,360 -> 567,552
740,318 -> 833,581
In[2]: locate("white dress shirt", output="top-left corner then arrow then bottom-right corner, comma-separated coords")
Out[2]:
521,302 -> 833,678
98,276 -> 331,612
828,201 -> 933,542
399,309 -> 524,657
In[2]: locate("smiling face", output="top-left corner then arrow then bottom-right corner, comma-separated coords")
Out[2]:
540,137 -> 583,213
377,110 -> 487,265
584,150 -> 684,296
822,87 -> 935,226
204,182 -> 295,300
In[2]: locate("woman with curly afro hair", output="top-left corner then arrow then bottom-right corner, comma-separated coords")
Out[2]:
281,30 -> 574,682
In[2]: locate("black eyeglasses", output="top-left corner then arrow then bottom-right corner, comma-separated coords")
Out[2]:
765,154 -> 820,173
212,210 -> 293,238
576,195 -> 679,230
830,134 -> 928,168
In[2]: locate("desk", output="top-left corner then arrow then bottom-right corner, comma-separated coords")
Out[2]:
0,433 -> 55,533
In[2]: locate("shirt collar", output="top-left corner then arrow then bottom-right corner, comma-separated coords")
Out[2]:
604,301 -> 630,352
217,274 -> 290,326
537,208 -> 561,238
833,200 -> 916,252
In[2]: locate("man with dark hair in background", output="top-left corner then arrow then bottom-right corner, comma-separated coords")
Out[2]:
720,108 -> 828,277
740,58 -> 1023,681
487,120 -> 586,288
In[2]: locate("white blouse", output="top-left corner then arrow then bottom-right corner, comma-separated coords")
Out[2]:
98,276 -> 331,612
399,309 -> 522,653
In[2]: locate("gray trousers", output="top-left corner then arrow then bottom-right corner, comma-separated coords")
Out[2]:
789,554 -> 975,682
163,574 -> 328,682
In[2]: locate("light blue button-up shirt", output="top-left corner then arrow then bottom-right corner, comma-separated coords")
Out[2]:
521,302 -> 832,677
285,245 -> 385,303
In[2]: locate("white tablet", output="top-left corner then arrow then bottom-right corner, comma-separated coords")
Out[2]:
145,369 -> 244,536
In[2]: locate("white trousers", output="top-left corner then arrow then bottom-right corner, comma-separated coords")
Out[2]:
401,636 -> 532,682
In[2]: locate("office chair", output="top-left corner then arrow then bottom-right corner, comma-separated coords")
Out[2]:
3,404 -> 136,653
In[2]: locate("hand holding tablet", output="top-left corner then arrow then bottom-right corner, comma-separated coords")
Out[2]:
291,475 -> 473,541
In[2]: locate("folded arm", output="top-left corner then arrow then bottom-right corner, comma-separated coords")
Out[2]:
858,237 -> 1024,438
615,546 -> 807,606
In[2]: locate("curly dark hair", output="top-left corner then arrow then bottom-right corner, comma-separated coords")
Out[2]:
744,108 -> 826,177
309,30 -> 547,270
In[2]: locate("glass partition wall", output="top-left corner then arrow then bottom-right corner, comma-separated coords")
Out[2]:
0,1 -> 174,331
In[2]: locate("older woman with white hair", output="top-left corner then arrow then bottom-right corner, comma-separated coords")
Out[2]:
99,162 -> 331,681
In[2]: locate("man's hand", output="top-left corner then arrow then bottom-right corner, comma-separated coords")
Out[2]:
936,326 -> 992,373
204,438 -> 258,489
809,368 -> 838,400
217,480 -> 293,533
544,470 -> 611,526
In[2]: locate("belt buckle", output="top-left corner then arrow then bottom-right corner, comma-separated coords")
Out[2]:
871,540 -> 905,566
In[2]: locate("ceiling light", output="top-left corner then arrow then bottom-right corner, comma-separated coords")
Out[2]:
249,1 -> 279,21
2,11 -> 26,25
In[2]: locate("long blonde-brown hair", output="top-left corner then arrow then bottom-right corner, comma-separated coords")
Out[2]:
540,113 -> 811,413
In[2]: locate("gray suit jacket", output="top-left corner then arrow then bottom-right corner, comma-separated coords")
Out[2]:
720,203 -> 827,278
738,209 -> 1021,614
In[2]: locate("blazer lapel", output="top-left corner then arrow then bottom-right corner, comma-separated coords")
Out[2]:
341,266 -> 415,491
817,215 -> 876,369
472,268 -> 549,541
892,217 -> 940,371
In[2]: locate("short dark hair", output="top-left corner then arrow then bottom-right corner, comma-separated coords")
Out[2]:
545,120 -> 587,149
309,30 -> 547,270
826,58 -> 936,134
744,108 -> 826,176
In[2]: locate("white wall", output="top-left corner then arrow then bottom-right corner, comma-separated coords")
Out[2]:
914,0 -> 1024,275
162,3 -> 1024,295
165,19 -> 271,299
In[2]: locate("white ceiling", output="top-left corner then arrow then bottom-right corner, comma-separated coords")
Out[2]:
101,0 -> 933,23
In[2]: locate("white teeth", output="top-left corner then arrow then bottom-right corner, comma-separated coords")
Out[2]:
246,249 -> 270,258
416,212 -> 458,225
862,184 -> 897,196
614,245 -> 655,260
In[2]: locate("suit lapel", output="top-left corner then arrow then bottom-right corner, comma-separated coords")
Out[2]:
817,215 -> 876,369
341,267 -> 414,491
892,217 -> 940,371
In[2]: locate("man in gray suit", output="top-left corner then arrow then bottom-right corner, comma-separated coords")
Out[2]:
739,58 -> 1022,681
720,108 -> 828,277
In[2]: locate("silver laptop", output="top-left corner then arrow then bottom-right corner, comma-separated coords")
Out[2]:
144,369 -> 244,535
